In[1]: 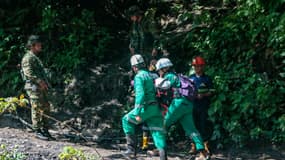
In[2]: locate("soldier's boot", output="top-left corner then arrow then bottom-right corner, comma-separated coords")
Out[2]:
42,128 -> 56,140
34,129 -> 49,140
195,150 -> 210,160
159,149 -> 167,160
123,134 -> 137,159
189,142 -> 197,154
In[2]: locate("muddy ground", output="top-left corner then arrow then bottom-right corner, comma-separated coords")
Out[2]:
0,114 -> 284,160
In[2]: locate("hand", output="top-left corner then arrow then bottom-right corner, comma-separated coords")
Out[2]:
135,116 -> 142,122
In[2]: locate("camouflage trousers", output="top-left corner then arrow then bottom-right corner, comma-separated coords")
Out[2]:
26,89 -> 50,131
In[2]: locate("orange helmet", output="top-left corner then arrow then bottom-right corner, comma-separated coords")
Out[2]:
192,56 -> 206,66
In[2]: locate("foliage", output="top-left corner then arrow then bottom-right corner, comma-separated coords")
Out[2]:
179,0 -> 285,147
0,32 -> 26,97
0,0 -> 284,149
41,5 -> 113,75
0,94 -> 29,115
58,146 -> 99,160
0,144 -> 26,160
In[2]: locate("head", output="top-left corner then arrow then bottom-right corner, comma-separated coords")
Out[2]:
192,56 -> 206,75
128,5 -> 144,22
130,54 -> 146,73
26,35 -> 42,54
156,58 -> 173,77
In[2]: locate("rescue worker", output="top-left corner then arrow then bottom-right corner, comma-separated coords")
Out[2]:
128,5 -> 169,63
155,58 -> 209,160
189,56 -> 214,154
122,54 -> 167,160
141,59 -> 159,151
145,76 -> 172,157
21,35 -> 54,140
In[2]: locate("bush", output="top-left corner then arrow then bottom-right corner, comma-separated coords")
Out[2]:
58,146 -> 99,160
0,144 -> 26,160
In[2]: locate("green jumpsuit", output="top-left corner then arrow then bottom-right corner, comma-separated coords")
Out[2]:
122,69 -> 166,149
164,72 -> 204,150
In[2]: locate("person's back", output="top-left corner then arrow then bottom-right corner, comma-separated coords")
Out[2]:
163,71 -> 196,127
134,69 -> 157,104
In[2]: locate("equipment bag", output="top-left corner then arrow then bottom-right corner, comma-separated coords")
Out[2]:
177,74 -> 197,101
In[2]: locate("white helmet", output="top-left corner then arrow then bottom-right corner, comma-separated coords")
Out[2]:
156,58 -> 173,71
155,77 -> 171,90
130,54 -> 144,66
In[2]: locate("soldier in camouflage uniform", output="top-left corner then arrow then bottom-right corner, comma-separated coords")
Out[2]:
128,5 -> 169,63
21,35 -> 54,140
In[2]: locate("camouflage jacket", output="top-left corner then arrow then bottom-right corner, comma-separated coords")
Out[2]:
129,9 -> 162,55
21,51 -> 48,86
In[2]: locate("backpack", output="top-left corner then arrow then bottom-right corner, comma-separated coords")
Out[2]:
154,77 -> 173,115
177,74 -> 197,101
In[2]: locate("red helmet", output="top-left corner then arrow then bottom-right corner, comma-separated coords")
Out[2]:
192,56 -> 206,65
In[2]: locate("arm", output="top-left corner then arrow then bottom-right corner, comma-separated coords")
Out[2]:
197,76 -> 214,99
22,57 -> 42,85
134,75 -> 145,115
22,56 -> 48,91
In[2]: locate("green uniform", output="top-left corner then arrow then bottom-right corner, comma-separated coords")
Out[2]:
21,51 -> 50,130
122,69 -> 166,149
129,10 -> 162,60
163,72 -> 204,150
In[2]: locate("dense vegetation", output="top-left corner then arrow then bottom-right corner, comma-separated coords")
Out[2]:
0,0 -> 284,148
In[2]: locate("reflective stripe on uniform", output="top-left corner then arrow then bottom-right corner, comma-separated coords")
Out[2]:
127,116 -> 139,125
190,132 -> 201,138
135,104 -> 144,108
142,126 -> 165,132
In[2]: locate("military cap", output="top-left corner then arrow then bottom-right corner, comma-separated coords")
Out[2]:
26,35 -> 41,48
128,5 -> 144,16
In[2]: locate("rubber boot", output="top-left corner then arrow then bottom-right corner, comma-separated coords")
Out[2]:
123,134 -> 137,159
141,131 -> 149,150
159,149 -> 167,160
